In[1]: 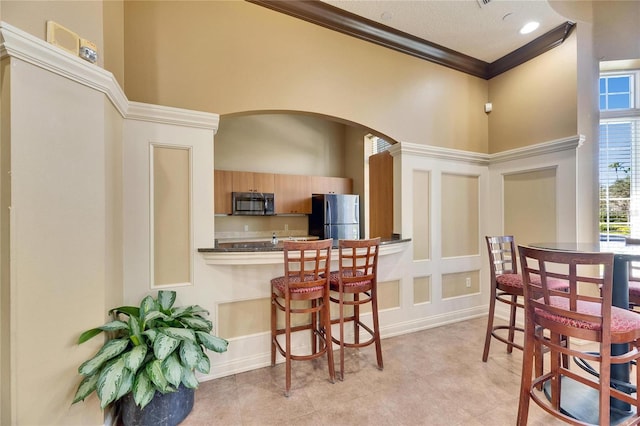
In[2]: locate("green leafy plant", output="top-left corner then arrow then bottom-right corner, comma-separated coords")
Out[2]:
72,290 -> 228,409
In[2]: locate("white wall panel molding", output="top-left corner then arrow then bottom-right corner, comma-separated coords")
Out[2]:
388,141 -> 489,165
127,102 -> 219,131
487,134 -> 583,244
387,135 -> 583,166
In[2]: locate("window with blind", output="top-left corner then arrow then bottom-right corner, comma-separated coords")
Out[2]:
599,71 -> 640,241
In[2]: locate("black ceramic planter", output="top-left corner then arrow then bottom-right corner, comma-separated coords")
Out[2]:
119,385 -> 195,426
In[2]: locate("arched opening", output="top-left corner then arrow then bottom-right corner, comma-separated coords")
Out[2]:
213,110 -> 395,241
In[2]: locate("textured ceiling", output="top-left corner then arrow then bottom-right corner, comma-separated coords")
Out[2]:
321,0 -> 569,63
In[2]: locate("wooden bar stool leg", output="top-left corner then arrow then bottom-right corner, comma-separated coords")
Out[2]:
482,288 -> 498,362
507,294 -> 518,354
371,287 -> 383,370
339,288 -> 346,380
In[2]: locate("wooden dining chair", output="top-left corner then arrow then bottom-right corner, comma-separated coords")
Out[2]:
625,237 -> 640,308
483,236 -> 570,363
483,235 -> 525,361
517,245 -> 640,425
270,239 -> 335,396
327,238 -> 382,380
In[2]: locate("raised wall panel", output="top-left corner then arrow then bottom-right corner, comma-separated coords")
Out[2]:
441,173 -> 479,258
504,168 -> 557,245
441,270 -> 480,299
413,276 -> 431,304
219,298 -> 270,338
152,145 -> 191,287
412,170 -> 430,260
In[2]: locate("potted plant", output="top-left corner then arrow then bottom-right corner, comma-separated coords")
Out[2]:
72,290 -> 228,425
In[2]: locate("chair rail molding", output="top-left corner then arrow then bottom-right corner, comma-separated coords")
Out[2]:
388,142 -> 490,165
489,135 -> 585,164
387,135 -> 584,166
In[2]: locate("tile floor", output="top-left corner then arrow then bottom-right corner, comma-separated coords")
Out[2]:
181,317 -> 574,425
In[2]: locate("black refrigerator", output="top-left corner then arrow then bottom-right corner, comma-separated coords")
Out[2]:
309,194 -> 360,243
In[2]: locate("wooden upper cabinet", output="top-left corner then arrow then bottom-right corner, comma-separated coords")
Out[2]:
232,171 -> 275,193
310,176 -> 353,195
215,170 -> 353,215
275,174 -> 312,214
214,170 -> 233,214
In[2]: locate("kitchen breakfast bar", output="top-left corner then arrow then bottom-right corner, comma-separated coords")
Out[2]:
198,237 -> 410,265
196,237 -> 418,380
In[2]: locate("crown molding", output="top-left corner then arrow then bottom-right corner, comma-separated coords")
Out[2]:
487,22 -> 576,79
0,21 -> 219,131
247,0 -> 575,80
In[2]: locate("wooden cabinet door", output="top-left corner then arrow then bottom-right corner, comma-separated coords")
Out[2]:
275,174 -> 311,214
214,170 -> 233,214
253,172 -> 275,193
232,171 -> 274,193
326,177 -> 352,194
369,151 -> 393,238
310,176 -> 353,195
232,171 -> 254,193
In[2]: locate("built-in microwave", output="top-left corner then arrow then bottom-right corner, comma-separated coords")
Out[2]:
232,192 -> 275,216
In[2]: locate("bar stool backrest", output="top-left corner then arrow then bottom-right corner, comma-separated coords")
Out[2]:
282,239 -> 332,291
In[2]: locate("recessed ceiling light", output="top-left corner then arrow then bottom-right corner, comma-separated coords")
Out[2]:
520,21 -> 540,35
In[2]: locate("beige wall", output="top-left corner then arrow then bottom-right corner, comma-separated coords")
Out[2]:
102,0 -> 124,87
0,57 -> 10,426
488,33 -> 578,153
123,0 -> 489,153
593,1 -> 640,62
1,0 -> 106,67
215,114 -> 348,176
4,55 -> 116,425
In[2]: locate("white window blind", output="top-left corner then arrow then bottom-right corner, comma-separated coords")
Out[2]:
599,71 -> 640,241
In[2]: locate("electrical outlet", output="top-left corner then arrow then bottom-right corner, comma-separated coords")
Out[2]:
244,224 -> 248,232
284,224 -> 289,231
465,277 -> 471,288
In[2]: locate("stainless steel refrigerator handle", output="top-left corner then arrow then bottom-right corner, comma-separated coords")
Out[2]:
354,201 -> 358,223
325,200 -> 332,225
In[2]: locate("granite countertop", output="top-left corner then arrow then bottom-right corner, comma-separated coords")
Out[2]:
198,237 -> 410,253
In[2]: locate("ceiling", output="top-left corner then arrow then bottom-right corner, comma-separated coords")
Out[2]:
321,0 -> 569,64
249,0 -> 575,79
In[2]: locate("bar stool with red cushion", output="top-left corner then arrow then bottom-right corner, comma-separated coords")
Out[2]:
328,237 -> 382,380
482,236 -> 570,363
517,245 -> 640,425
270,239 -> 335,396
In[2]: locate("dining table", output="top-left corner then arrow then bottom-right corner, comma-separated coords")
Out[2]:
530,241 -> 640,425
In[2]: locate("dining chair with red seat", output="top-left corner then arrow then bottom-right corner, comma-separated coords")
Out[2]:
516,245 -> 640,425
482,236 -> 570,363
327,237 -> 382,380
625,237 -> 640,308
270,239 -> 335,396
